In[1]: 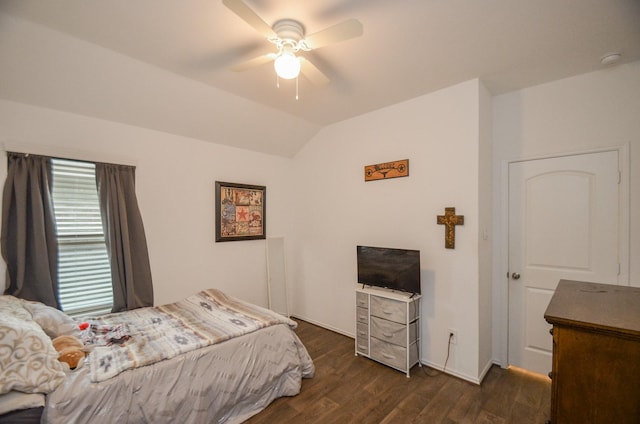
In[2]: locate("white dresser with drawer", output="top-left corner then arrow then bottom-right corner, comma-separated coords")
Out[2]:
355,286 -> 421,377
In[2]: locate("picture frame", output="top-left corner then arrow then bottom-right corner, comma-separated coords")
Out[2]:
215,181 -> 266,242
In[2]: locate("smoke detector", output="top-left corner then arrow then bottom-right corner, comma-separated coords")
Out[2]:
600,52 -> 622,66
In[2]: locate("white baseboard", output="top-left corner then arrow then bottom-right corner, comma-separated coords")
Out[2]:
478,359 -> 494,382
418,358 -> 496,385
291,315 -> 496,386
290,314 -> 354,339
420,359 -> 482,385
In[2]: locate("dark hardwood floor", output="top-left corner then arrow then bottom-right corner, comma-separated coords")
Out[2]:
246,319 -> 551,424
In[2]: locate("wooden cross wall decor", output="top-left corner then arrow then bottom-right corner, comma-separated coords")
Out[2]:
437,207 -> 464,249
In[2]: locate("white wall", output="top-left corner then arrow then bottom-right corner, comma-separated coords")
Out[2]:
5,6 -> 634,382
477,82 -> 493,376
491,61 -> 640,365
0,7 -> 495,384
1,81 -> 494,383
4,62 -> 634,384
289,79 -> 489,382
0,100 -> 292,308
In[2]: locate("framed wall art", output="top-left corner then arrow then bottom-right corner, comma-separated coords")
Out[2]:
215,181 -> 266,242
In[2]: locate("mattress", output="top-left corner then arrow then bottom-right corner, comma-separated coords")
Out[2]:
0,391 -> 44,424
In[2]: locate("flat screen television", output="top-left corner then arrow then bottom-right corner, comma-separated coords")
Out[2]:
356,245 -> 421,295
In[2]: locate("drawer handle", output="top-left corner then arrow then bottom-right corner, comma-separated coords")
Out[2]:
382,332 -> 393,338
358,345 -> 367,350
382,353 -> 395,359
382,310 -> 393,315
358,330 -> 367,336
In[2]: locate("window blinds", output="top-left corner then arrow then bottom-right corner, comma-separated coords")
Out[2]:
51,158 -> 113,317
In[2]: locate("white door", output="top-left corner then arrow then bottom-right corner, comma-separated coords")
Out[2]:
508,150 -> 621,375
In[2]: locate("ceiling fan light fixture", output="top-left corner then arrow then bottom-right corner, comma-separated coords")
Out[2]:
274,50 -> 300,79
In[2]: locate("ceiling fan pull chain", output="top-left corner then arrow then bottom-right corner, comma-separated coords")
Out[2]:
276,74 -> 280,89
296,76 -> 299,100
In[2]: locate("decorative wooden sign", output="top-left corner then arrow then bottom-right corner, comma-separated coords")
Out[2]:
437,207 -> 464,249
364,159 -> 409,181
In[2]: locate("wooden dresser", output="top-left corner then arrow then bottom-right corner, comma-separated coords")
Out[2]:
544,280 -> 640,424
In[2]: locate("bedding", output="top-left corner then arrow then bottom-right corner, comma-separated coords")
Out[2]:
0,296 -> 66,395
43,323 -> 313,423
0,290 -> 314,423
84,288 -> 297,382
21,300 -> 80,339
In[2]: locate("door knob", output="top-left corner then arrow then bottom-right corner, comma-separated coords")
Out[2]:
511,272 -> 521,280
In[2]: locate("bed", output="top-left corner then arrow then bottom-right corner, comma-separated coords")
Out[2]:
0,289 -> 314,423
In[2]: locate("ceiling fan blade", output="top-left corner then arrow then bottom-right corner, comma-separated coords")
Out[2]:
222,0 -> 276,39
304,18 -> 363,50
230,53 -> 276,72
300,57 -> 330,85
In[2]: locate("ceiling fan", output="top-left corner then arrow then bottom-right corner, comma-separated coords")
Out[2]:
222,0 -> 363,85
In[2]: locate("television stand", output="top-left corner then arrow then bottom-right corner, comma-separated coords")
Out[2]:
355,286 -> 421,377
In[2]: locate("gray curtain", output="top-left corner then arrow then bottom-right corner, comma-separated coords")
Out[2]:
95,163 -> 153,312
1,153 -> 60,308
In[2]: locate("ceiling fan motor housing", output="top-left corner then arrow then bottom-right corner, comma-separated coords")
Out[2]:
272,19 -> 305,44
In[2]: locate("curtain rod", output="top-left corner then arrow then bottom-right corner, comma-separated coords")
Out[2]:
2,141 -> 137,167
5,150 -> 137,169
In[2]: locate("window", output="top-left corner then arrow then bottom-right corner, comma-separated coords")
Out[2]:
51,158 -> 113,317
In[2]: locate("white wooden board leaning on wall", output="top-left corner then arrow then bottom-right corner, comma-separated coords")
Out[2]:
266,237 -> 289,317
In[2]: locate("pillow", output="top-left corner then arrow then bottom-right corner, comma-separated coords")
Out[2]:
21,301 -> 80,339
0,296 -> 66,395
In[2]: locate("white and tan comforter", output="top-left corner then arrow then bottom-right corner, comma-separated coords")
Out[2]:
85,288 -> 296,382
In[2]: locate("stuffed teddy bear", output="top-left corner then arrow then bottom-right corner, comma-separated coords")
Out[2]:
52,335 -> 86,370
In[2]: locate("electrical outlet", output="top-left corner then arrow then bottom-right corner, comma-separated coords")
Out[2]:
448,329 -> 457,345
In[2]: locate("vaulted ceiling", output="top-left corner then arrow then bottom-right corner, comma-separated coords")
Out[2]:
1,0 -> 639,157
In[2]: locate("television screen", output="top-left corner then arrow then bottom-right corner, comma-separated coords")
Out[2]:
357,246 -> 421,295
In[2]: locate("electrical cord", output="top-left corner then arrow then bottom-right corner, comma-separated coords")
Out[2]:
443,332 -> 453,372
421,331 -> 454,377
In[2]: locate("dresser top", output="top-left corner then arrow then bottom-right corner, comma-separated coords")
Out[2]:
356,285 -> 421,302
544,280 -> 640,337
